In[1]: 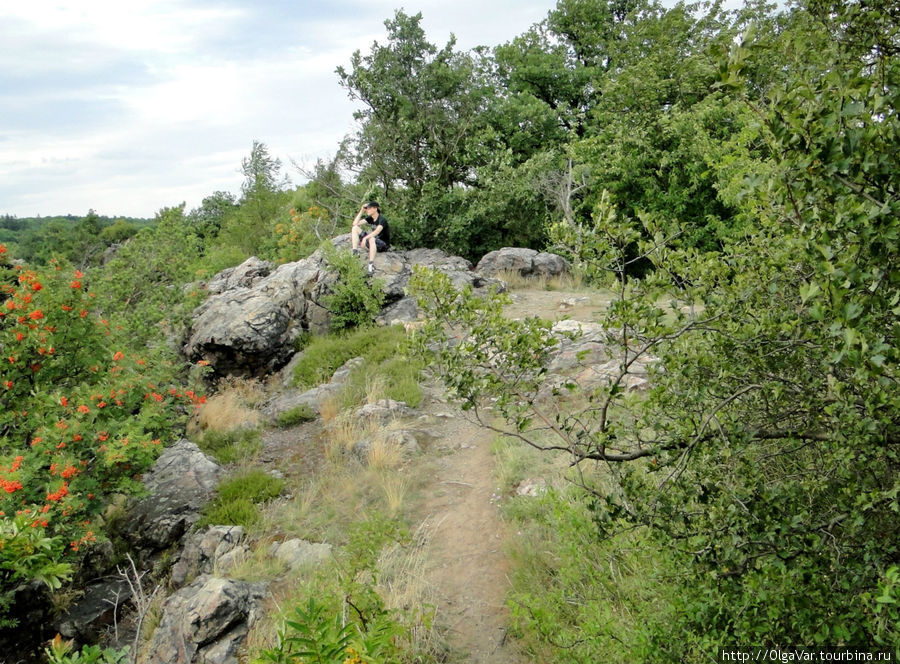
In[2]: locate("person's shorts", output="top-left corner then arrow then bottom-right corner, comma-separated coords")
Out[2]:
360,233 -> 389,252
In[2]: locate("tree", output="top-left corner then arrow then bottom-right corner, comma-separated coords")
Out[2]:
337,10 -> 492,247
216,141 -> 290,258
409,0 -> 899,652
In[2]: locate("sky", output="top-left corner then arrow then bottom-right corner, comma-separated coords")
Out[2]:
0,0 -> 558,219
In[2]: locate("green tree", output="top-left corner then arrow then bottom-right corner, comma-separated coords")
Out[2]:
337,10 -> 492,247
216,141 -> 290,258
410,0 -> 900,653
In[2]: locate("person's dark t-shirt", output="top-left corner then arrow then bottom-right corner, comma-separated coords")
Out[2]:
367,214 -> 390,246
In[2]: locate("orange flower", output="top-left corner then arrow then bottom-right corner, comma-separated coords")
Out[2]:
28,309 -> 44,320
77,405 -> 90,414
74,270 -> 84,278
61,304 -> 73,312
60,397 -> 68,407
69,280 -> 82,289
15,332 -> 25,341
3,380 -> 12,390
113,351 -> 124,361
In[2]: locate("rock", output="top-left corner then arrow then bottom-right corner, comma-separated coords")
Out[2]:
207,257 -> 274,294
144,575 -> 266,664
354,399 -> 413,422
263,357 -> 364,419
183,247 -> 504,379
270,539 -> 332,570
171,526 -> 248,588
515,478 -> 548,497
56,577 -> 132,642
475,247 -> 570,279
123,440 -> 224,554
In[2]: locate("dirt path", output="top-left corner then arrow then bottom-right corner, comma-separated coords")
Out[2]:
406,406 -> 526,663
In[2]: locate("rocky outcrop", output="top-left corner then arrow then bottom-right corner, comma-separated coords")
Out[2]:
123,439 -> 224,556
171,526 -> 249,588
183,242 -> 508,379
144,575 -> 266,664
475,247 -> 570,279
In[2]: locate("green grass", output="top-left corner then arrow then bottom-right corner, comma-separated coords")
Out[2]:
275,403 -> 317,427
292,324 -> 424,408
198,468 -> 285,530
195,428 -> 262,465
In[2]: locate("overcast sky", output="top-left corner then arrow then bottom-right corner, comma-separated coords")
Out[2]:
1,0 -> 557,219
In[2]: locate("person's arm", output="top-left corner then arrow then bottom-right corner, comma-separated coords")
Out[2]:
352,205 -> 366,230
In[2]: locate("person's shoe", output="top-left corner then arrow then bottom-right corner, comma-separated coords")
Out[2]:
352,248 -> 361,256
367,262 -> 375,275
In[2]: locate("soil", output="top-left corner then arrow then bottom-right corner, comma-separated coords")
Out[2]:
256,286 -> 602,663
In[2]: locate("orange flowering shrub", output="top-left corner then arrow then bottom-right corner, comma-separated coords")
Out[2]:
0,246 -> 204,625
275,205 -> 334,261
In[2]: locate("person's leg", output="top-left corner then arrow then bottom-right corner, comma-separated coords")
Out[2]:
367,235 -> 377,262
351,228 -> 362,251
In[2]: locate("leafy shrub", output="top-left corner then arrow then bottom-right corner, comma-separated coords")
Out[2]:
0,249 -> 204,626
44,634 -> 129,664
319,244 -> 385,331
276,404 -> 317,427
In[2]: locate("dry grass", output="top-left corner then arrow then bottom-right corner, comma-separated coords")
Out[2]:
377,521 -> 443,656
188,378 -> 267,435
496,268 -> 582,292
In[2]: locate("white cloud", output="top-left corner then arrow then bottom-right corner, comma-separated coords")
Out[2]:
0,0 -> 556,218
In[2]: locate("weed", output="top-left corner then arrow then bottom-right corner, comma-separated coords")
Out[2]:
275,403 -> 317,427
198,469 -> 285,530
195,427 -> 262,465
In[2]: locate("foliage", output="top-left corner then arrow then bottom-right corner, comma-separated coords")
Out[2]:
276,403 -> 318,427
276,206 -> 338,263
91,204 -> 205,345
319,244 -> 385,332
257,515 -> 413,664
195,427 -> 262,465
0,249 -> 203,627
44,634 -> 129,664
410,17 -> 900,639
197,469 -> 284,530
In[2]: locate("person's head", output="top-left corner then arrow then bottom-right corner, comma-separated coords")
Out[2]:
363,201 -> 380,215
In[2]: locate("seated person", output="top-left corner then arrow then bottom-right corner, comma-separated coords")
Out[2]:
351,201 -> 391,274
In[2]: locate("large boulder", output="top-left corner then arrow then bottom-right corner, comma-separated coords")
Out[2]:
144,575 -> 266,664
184,246 -> 504,379
123,440 -> 224,555
476,247 -> 570,280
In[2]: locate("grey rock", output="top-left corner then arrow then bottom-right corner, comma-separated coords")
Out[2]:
125,440 -> 224,553
183,246 -> 504,379
145,575 -> 266,664
172,526 -> 247,588
476,247 -> 570,279
270,539 -> 332,570
56,577 -> 132,641
207,257 -> 274,294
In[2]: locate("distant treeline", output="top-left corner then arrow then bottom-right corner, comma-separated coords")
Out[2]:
0,212 -> 154,267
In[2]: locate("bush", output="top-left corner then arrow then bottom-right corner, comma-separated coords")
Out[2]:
319,244 -> 385,331
0,249 -> 204,626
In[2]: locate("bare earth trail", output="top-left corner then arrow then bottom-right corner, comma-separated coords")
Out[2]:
400,287 -> 607,663
408,410 -> 524,664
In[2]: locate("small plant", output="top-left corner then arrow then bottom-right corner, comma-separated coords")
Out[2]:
276,403 -> 317,427
195,428 -> 262,465
198,469 -> 285,530
320,244 -> 385,331
44,634 -> 129,664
